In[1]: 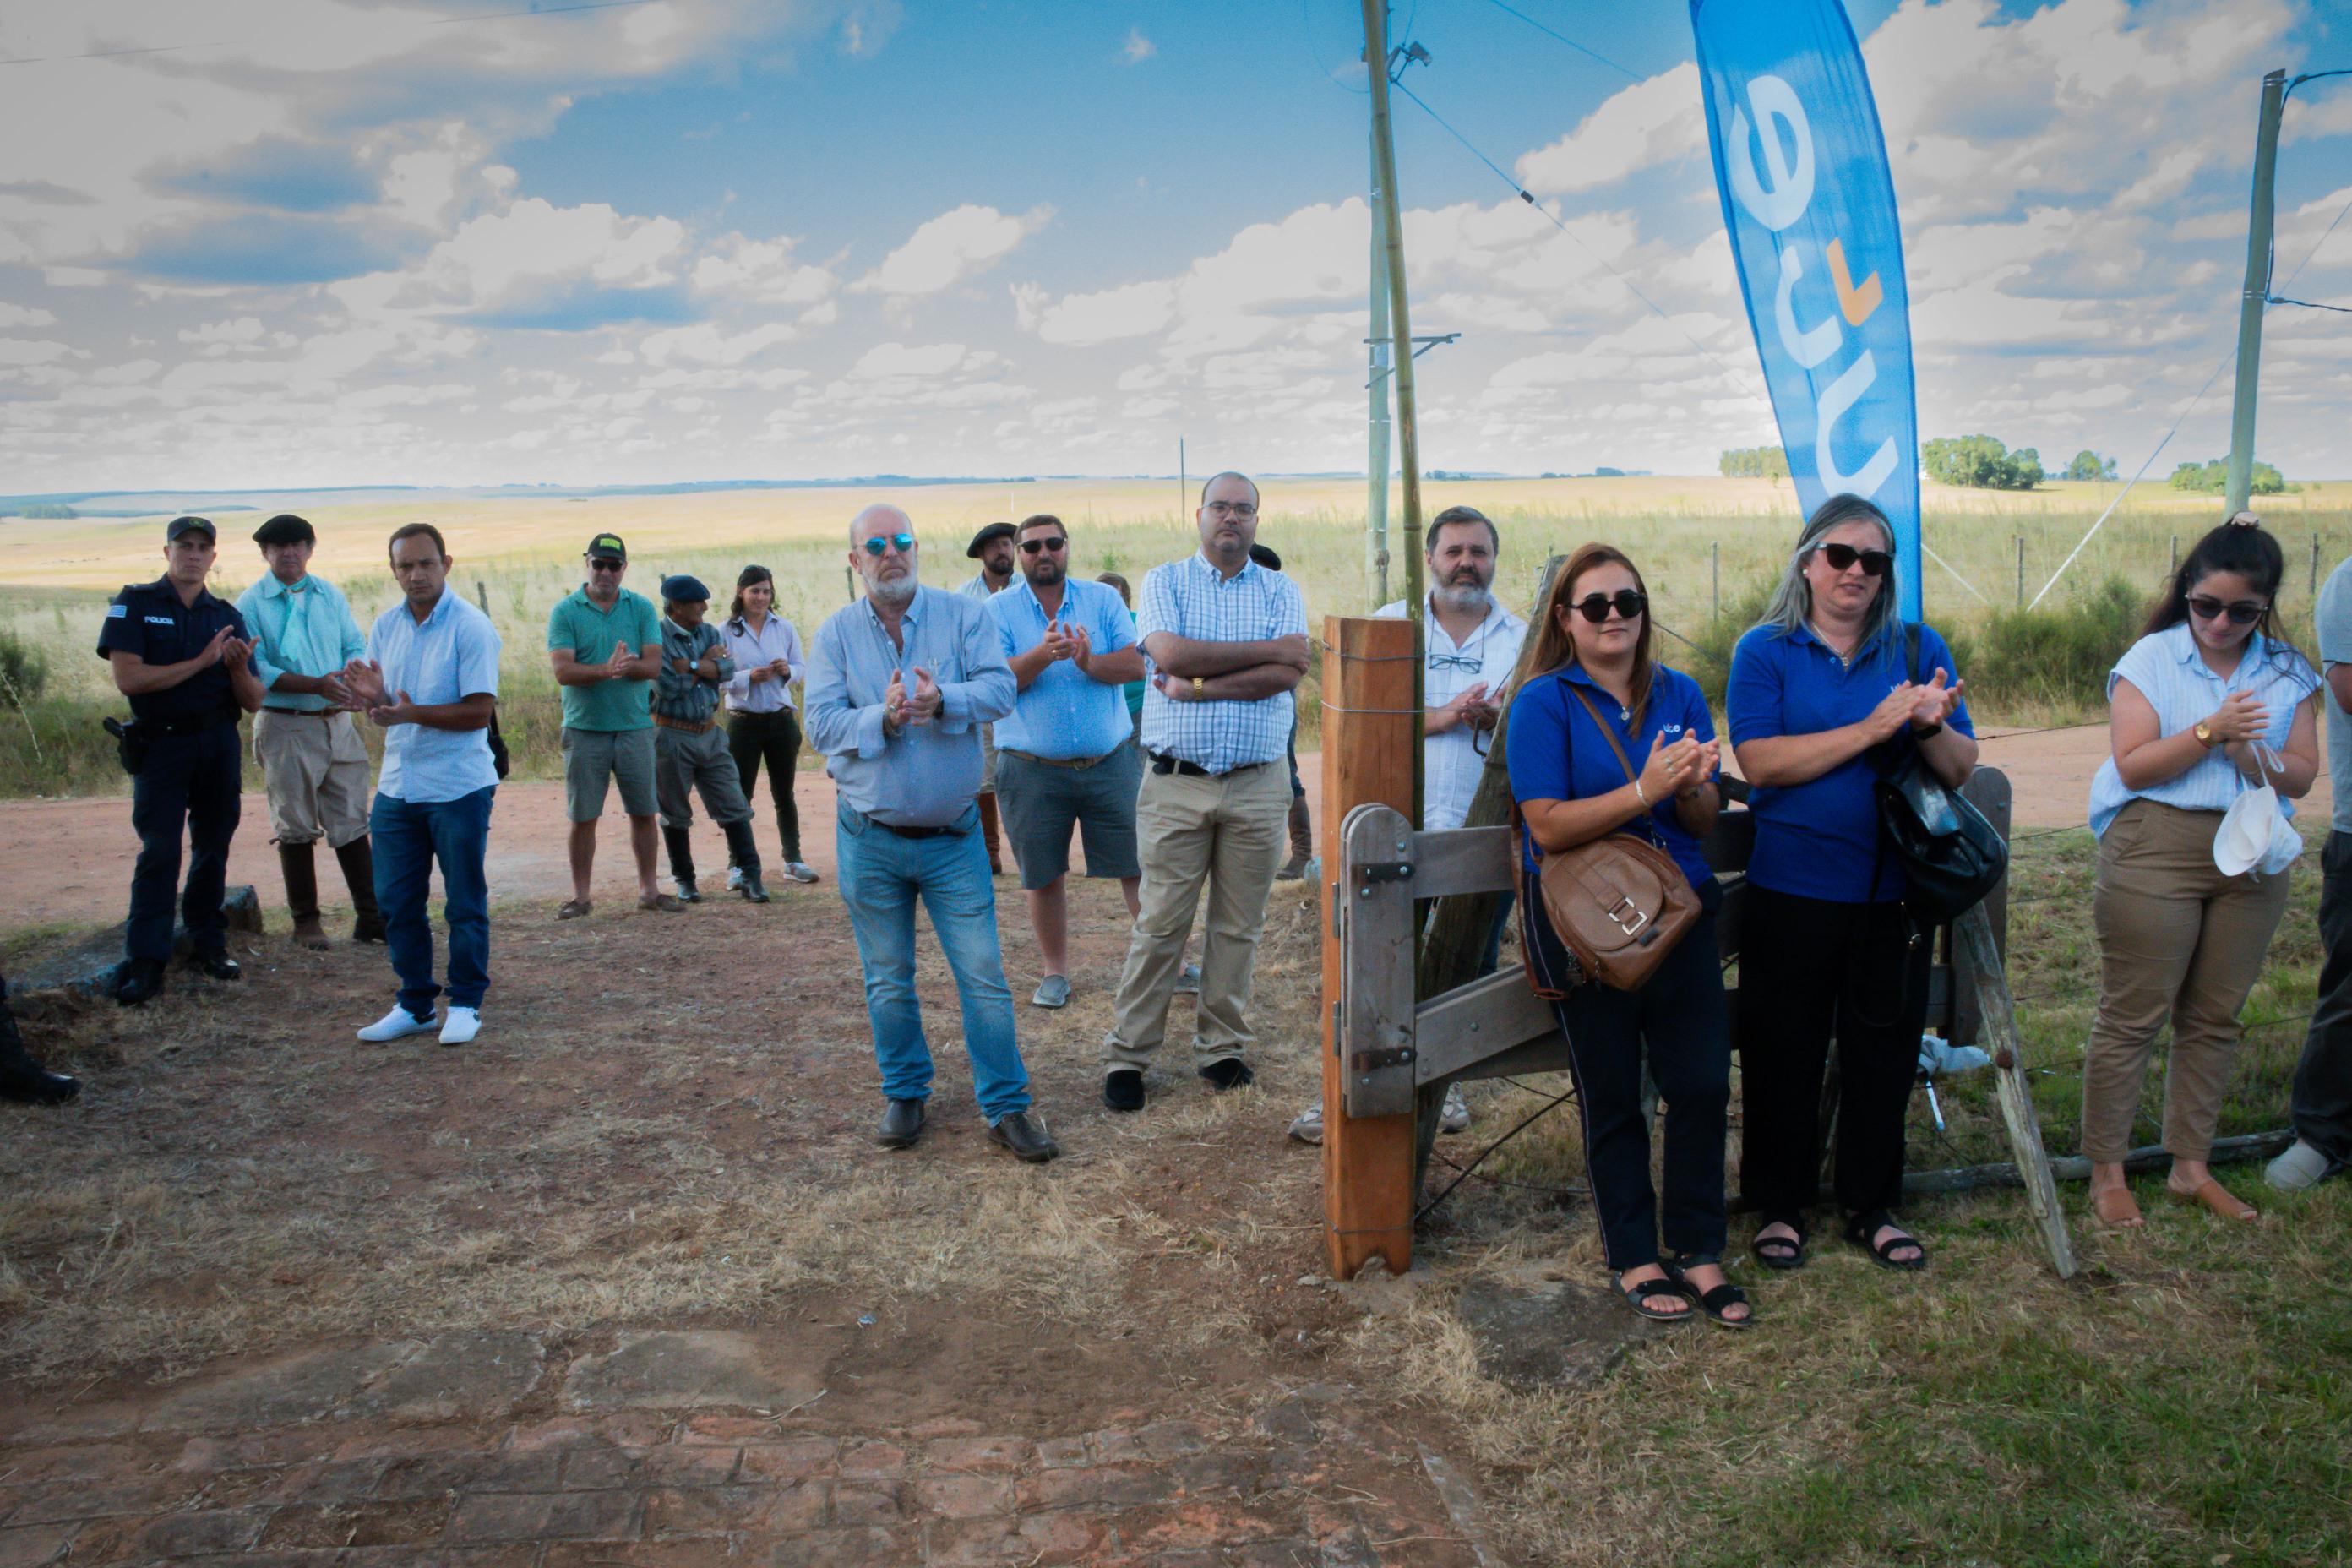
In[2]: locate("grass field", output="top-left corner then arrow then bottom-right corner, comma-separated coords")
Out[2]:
3,474 -> 2349,798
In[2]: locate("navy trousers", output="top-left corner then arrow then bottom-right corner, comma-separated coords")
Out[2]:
125,723 -> 243,964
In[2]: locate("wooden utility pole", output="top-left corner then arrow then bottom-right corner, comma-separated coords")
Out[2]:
2225,69 -> 2288,514
1363,0 -> 1425,827
1367,127 -> 1394,609
1320,616 -> 1420,1277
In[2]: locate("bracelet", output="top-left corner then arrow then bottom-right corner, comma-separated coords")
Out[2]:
1912,721 -> 1943,739
1633,777 -> 1651,807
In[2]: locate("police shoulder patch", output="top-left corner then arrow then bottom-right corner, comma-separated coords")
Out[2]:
106,602 -> 128,618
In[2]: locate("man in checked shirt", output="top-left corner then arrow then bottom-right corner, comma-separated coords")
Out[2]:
1101,471 -> 1309,1113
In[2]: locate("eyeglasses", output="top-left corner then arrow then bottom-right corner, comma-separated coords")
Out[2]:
1567,590 -> 1647,623
587,558 -> 624,572
1429,652 -> 1483,673
2187,595 -> 2266,626
1021,536 -> 1067,554
1204,501 -> 1258,520
1811,542 -> 1892,577
860,533 -> 917,556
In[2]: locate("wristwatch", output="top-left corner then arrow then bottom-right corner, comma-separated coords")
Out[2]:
2194,721 -> 2219,748
1192,676 -> 1205,699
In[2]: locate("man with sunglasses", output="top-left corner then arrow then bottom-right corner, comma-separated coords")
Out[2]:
803,506 -> 1059,1164
987,514 -> 1147,1009
959,522 -> 1018,876
547,533 -> 672,917
1101,471 -> 1309,1113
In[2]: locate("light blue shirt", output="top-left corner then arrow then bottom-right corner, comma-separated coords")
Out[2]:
236,573 -> 368,713
2088,624 -> 2320,837
804,586 -> 1016,828
988,577 -> 1138,760
1136,552 -> 1309,775
368,591 -> 503,804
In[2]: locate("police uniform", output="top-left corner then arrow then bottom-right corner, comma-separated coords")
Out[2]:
97,576 -> 250,967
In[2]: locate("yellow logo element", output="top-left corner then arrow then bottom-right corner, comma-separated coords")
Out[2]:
1827,237 -> 1881,328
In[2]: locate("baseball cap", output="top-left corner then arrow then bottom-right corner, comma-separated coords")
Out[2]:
166,515 -> 217,543
585,533 -> 628,561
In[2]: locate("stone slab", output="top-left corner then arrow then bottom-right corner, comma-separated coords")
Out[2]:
1455,1276 -> 1648,1388
560,1331 -> 823,1413
140,1342 -> 418,1434
342,1332 -> 545,1424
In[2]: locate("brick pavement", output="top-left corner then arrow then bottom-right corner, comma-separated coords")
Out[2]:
0,1333 -> 1502,1567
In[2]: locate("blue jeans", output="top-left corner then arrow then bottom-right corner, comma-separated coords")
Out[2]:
835,799 -> 1031,1122
372,786 -> 494,1015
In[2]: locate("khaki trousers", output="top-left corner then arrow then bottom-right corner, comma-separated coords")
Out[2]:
253,708 -> 372,849
2082,798 -> 2293,1162
1103,760 -> 1290,1072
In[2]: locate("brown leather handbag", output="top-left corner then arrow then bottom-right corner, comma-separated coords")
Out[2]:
1515,684 -> 1700,996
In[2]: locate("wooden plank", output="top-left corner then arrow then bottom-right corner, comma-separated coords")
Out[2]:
1320,615 -> 1419,1279
1956,901 -> 2077,1278
1408,825 -> 1516,901
1342,805 -> 1419,1118
1413,966 -> 1561,1082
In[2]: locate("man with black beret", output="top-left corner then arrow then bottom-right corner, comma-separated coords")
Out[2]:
959,522 -> 1018,877
654,574 -> 766,903
97,517 -> 267,1005
236,513 -> 385,950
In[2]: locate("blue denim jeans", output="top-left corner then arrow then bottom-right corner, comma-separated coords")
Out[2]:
372,786 -> 494,1015
835,798 -> 1031,1123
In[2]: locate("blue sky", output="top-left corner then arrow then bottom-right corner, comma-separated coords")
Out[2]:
1,0 -> 2347,491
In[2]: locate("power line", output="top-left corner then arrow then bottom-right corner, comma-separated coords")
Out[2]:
1467,0 -> 1644,84
0,0 -> 664,68
2268,296 -> 2352,314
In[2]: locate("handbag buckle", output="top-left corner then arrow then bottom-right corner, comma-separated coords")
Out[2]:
1607,896 -> 1648,936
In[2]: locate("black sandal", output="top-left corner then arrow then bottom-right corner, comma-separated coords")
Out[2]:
1617,1272 -> 1694,1323
1752,1212 -> 1809,1271
1844,1210 -> 1928,1271
1663,1263 -> 1754,1330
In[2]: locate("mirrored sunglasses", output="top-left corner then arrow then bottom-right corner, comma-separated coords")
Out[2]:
861,533 -> 917,556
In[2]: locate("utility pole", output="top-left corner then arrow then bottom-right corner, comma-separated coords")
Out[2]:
1363,0 -> 1425,826
1367,111 -> 1394,607
2225,69 -> 2288,514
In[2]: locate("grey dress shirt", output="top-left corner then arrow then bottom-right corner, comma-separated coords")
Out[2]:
803,586 -> 1016,827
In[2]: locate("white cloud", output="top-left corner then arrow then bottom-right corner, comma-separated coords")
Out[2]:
0,303 -> 58,328
339,197 -> 686,318
1517,63 -> 1703,197
1121,29 -> 1156,65
853,204 -> 1053,297
1026,280 -> 1176,346
692,232 -> 837,305
638,322 -> 800,367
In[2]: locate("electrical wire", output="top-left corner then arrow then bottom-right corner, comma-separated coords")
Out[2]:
1467,0 -> 1644,84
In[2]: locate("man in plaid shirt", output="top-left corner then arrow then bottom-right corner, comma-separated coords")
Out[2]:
1101,471 -> 1309,1113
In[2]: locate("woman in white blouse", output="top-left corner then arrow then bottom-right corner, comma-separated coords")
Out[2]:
2083,515 -> 2321,1227
721,566 -> 819,885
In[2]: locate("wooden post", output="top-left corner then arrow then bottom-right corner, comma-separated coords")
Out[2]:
2015,536 -> 2025,610
2311,535 -> 2321,596
1956,904 -> 2078,1278
1322,613 -> 1419,1277
1711,541 -> 1720,622
2170,535 -> 2180,576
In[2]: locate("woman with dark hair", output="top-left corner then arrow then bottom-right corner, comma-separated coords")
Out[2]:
1726,493 -> 1977,1272
1505,543 -> 1746,1326
721,566 -> 818,886
2082,513 -> 2321,1226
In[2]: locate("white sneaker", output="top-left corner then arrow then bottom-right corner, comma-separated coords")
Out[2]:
1287,1103 -> 1324,1145
783,861 -> 819,884
2265,1138 -> 2334,1192
357,1004 -> 438,1043
726,866 -> 744,892
1440,1083 -> 1472,1134
439,1005 -> 481,1047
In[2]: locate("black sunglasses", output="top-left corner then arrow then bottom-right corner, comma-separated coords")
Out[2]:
587,558 -> 624,572
1566,590 -> 1647,623
1812,542 -> 1892,577
2187,594 -> 2266,626
860,533 -> 917,556
1020,536 -> 1067,554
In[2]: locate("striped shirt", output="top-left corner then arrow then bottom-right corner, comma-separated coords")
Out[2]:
1136,551 -> 1309,775
654,617 -> 732,724
2088,623 -> 2321,837
721,612 -> 803,715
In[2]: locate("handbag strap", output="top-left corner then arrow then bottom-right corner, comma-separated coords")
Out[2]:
1565,680 -> 1642,786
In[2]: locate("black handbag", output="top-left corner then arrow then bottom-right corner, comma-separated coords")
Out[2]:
486,706 -> 511,781
1874,624 -> 2006,925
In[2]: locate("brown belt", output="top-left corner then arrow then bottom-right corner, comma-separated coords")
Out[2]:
653,713 -> 716,734
999,748 -> 1115,771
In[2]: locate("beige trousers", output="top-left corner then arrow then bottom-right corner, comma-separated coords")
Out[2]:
1103,760 -> 1290,1072
253,708 -> 372,848
2082,798 -> 2293,1162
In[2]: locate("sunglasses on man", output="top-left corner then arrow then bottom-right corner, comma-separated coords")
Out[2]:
1811,542 -> 1893,577
587,558 -> 624,573
1565,590 -> 1647,623
2187,595 -> 2266,626
1020,536 -> 1067,554
861,533 -> 917,556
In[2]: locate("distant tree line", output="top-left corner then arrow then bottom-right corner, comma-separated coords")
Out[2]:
1924,435 -> 2044,491
17,504 -> 75,520
2064,450 -> 2117,482
1718,446 -> 1788,480
2170,458 -> 2287,496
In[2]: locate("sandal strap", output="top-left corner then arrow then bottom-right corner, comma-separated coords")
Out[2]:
1696,1282 -> 1747,1311
1627,1277 -> 1686,1303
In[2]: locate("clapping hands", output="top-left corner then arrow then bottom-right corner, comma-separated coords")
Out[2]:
1908,667 -> 1965,730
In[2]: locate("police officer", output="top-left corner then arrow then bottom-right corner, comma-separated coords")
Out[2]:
98,517 -> 266,1006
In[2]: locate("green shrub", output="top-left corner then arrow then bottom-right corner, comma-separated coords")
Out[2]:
0,626 -> 49,707
1968,576 -> 2145,715
1675,580 -> 1778,708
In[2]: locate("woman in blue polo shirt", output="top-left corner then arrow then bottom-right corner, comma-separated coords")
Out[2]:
1727,493 -> 1976,1273
1507,543 -> 1746,1327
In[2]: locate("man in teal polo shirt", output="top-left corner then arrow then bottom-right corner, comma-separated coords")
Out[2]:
547,532 -> 673,917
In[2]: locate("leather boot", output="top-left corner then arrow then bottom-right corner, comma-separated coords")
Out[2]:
279,842 -> 329,950
0,978 -> 79,1105
663,826 -> 701,902
335,837 -> 386,943
1279,794 -> 1312,880
724,819 -> 769,903
977,793 -> 1006,876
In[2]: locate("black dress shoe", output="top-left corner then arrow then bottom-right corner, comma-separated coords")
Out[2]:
188,950 -> 242,982
675,879 -> 701,904
989,1110 -> 1059,1162
1199,1058 -> 1255,1092
0,1057 -> 79,1105
1103,1069 -> 1145,1113
113,957 -> 166,1007
738,871 -> 770,904
875,1097 -> 925,1148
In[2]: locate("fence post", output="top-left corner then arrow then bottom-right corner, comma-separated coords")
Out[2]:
1321,613 -> 1418,1278
2015,536 -> 2024,610
2170,535 -> 2179,576
2312,536 -> 2322,596
1711,541 -> 1720,622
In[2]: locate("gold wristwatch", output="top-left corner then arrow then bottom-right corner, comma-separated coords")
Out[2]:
1192,676 -> 1205,699
2194,721 -> 2219,748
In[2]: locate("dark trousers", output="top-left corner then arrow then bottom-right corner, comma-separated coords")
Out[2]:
125,723 -> 243,964
728,709 -> 804,863
1525,880 -> 1732,1269
1737,885 -> 1931,1221
2291,831 -> 2352,1168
